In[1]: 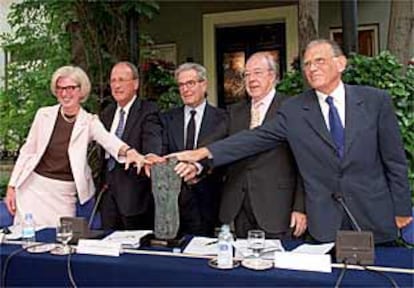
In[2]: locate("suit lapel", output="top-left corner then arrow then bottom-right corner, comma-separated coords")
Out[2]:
172,107 -> 185,151
197,104 -> 212,146
302,90 -> 336,150
69,107 -> 89,145
39,105 -> 60,150
122,98 -> 141,141
344,85 -> 365,157
263,93 -> 279,123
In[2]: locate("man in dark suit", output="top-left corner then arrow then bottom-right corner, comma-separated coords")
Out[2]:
171,40 -> 412,244
99,61 -> 162,230
160,62 -> 227,236
220,52 -> 306,239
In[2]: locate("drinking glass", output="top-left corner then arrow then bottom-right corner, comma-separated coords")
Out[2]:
54,221 -> 73,255
247,229 -> 265,258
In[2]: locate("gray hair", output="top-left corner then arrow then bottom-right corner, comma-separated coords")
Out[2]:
113,61 -> 139,79
50,65 -> 91,102
174,62 -> 207,82
247,51 -> 280,83
305,39 -> 344,57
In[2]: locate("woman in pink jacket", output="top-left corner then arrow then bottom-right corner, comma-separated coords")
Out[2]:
5,66 -> 145,227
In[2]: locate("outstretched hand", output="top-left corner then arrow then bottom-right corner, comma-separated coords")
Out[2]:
124,149 -> 149,174
166,147 -> 210,163
143,153 -> 166,177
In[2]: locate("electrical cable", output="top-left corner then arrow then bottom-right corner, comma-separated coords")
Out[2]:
1,243 -> 47,287
334,261 -> 348,288
363,265 -> 399,288
67,249 -> 77,288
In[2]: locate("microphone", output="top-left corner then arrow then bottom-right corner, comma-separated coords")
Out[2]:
332,193 -> 362,232
332,193 -> 374,265
60,185 -> 107,244
87,184 -> 107,229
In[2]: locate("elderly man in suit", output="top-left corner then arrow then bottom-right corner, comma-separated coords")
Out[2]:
99,61 -> 162,230
171,39 -> 412,244
160,62 -> 227,236
217,52 -> 306,239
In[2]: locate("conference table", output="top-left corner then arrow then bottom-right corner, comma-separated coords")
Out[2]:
1,229 -> 413,287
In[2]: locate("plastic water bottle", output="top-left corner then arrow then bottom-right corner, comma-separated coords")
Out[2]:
21,213 -> 36,249
217,224 -> 233,269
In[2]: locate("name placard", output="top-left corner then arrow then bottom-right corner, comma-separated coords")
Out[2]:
77,239 -> 121,257
274,252 -> 332,273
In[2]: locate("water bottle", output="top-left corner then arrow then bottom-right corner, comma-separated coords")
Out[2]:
217,224 -> 233,269
21,213 -> 36,249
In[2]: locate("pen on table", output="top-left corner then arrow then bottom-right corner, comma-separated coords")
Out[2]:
205,240 -> 218,246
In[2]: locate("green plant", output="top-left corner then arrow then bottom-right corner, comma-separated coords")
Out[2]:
141,59 -> 182,111
277,52 -> 414,196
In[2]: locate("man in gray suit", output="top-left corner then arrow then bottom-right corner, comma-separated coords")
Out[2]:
171,39 -> 412,244
219,52 -> 306,239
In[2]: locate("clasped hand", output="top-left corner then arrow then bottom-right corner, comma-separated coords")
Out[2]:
143,152 -> 200,183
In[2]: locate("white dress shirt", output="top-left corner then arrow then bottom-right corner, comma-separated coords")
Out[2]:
316,82 -> 346,130
184,99 -> 206,148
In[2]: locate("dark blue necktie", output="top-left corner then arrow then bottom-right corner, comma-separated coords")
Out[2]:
107,108 -> 125,171
185,110 -> 196,150
325,96 -> 344,158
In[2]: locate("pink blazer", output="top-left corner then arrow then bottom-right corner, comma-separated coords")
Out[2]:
9,104 -> 125,204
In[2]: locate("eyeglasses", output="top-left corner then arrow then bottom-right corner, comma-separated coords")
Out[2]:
56,85 -> 80,93
110,78 -> 136,84
303,57 -> 336,70
243,69 -> 271,79
178,79 -> 204,90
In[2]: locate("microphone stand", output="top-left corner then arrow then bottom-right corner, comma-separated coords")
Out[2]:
332,193 -> 374,265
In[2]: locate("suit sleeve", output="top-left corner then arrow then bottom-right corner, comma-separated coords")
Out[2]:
9,109 -> 42,187
141,104 -> 163,155
90,114 -> 125,161
208,108 -> 287,167
378,91 -> 411,216
292,172 -> 305,213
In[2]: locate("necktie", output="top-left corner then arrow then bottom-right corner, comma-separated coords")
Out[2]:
107,108 -> 126,171
325,96 -> 344,158
250,102 -> 262,129
185,110 -> 196,150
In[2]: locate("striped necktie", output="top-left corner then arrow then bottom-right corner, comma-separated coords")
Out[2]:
107,108 -> 126,171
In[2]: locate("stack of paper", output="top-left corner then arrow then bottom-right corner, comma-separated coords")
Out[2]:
183,237 -> 218,255
103,230 -> 152,249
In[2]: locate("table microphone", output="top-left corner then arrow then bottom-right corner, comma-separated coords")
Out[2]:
332,193 -> 374,265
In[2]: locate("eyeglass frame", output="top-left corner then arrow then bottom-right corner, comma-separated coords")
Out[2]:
177,79 -> 205,90
243,69 -> 273,79
302,56 -> 338,70
56,85 -> 80,93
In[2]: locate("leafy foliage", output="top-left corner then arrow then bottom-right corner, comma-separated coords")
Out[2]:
141,59 -> 181,111
277,52 -> 414,194
0,0 -> 72,152
0,0 -> 160,152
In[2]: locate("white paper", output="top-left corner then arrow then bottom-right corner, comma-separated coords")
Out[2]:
274,252 -> 332,273
291,243 -> 334,255
183,237 -> 218,255
234,239 -> 285,260
103,230 -> 152,249
76,239 -> 121,257
5,225 -> 48,240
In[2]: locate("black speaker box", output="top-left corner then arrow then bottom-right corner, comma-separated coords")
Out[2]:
336,230 -> 374,265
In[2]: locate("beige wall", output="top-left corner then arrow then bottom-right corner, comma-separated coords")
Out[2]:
142,1 -> 294,64
319,0 -> 390,51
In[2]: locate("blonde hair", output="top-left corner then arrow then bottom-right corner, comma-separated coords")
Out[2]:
50,66 -> 91,102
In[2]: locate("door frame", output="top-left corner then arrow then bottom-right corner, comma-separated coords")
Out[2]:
202,6 -> 298,106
